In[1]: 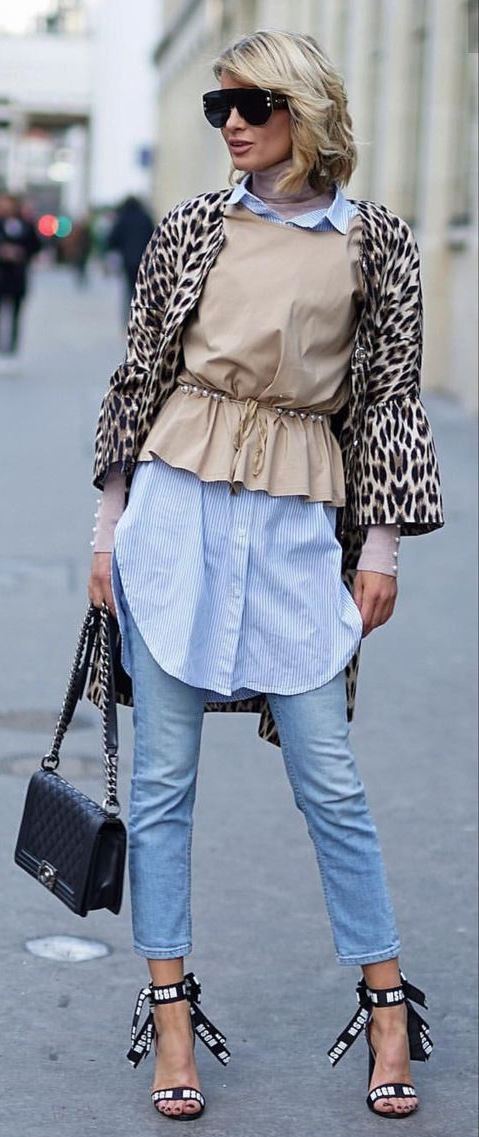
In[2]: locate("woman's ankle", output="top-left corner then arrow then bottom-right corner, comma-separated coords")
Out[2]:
153,999 -> 193,1040
361,958 -> 401,990
370,1002 -> 409,1039
148,956 -> 185,987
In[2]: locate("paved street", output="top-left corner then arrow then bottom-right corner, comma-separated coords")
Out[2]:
0,262 -> 477,1137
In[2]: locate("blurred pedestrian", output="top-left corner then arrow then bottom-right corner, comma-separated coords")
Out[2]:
88,29 -> 444,1124
107,195 -> 154,321
0,194 -> 41,367
64,215 -> 93,285
92,206 -> 116,259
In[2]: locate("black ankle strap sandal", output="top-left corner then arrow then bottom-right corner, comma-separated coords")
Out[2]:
327,972 -> 433,1119
127,972 -> 230,1120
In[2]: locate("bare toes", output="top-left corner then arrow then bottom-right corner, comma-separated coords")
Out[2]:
375,1096 -> 416,1114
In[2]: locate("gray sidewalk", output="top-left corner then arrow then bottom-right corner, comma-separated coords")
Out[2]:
0,264 -> 477,1137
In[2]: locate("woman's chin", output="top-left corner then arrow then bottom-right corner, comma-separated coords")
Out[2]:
229,151 -> 292,173
230,155 -> 255,172
230,156 -> 274,175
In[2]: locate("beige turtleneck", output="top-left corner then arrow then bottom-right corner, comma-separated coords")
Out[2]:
249,156 -> 335,218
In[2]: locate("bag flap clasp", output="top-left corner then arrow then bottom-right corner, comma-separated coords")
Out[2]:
37,860 -> 57,891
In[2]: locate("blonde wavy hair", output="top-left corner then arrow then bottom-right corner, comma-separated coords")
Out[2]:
212,29 -> 357,194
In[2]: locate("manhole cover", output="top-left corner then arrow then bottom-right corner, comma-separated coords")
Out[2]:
25,935 -> 111,962
0,753 -> 101,778
0,710 -> 92,732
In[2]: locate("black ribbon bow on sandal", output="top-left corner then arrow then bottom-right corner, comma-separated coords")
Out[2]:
126,972 -> 231,1068
327,971 -> 433,1067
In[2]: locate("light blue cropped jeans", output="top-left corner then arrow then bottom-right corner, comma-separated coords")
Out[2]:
124,605 -> 400,966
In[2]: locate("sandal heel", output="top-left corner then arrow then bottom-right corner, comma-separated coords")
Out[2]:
126,972 -> 230,1121
367,1035 -> 375,1085
327,972 -> 433,1120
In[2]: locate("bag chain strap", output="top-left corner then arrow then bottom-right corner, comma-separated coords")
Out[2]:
99,604 -> 121,816
41,603 -> 121,817
42,607 -> 95,770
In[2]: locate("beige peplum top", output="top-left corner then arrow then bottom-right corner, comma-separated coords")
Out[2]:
138,204 -> 364,505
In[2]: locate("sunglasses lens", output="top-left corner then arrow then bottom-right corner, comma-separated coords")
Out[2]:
235,90 -> 271,126
203,92 -> 230,128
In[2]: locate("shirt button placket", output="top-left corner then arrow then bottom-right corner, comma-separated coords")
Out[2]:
221,498 -> 250,687
231,522 -> 248,600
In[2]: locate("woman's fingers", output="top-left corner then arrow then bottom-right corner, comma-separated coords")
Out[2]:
353,570 -> 376,634
360,591 -> 377,637
103,577 -> 117,618
88,553 -> 117,618
353,570 -> 397,636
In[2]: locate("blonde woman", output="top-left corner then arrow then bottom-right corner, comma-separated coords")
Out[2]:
88,29 -> 443,1121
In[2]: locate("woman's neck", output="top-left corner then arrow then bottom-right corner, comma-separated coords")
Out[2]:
249,158 -> 334,219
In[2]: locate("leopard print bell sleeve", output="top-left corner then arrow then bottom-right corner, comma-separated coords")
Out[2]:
351,219 -> 444,536
92,216 -> 176,489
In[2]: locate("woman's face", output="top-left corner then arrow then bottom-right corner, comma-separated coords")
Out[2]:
220,71 -> 292,172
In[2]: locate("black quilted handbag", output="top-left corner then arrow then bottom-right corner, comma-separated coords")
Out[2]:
14,603 -> 126,917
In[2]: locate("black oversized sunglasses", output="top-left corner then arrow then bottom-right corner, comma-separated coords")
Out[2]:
202,87 -> 288,128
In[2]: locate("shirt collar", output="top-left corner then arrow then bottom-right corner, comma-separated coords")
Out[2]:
227,176 -> 354,233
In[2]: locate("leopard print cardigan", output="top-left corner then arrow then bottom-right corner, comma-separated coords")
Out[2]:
87,189 -> 444,747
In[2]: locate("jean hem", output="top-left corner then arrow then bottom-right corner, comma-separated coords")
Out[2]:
336,943 -> 401,966
133,943 -> 192,960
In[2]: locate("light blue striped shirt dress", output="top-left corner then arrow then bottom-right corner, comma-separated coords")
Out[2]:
112,181 -> 364,702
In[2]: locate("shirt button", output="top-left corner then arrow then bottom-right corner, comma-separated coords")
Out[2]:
238,529 -> 246,539
233,587 -> 241,598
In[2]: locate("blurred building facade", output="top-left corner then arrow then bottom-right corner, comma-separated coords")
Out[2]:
152,0 -> 478,411
0,0 -> 160,216
0,10 -> 90,218
88,0 -> 161,208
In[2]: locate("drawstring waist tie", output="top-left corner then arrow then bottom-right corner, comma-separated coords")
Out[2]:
178,380 -> 331,483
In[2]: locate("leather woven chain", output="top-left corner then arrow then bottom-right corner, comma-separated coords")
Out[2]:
41,603 -> 121,816
98,605 -> 120,816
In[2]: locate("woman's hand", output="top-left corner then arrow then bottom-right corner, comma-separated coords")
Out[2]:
353,569 -> 397,637
88,552 -> 117,618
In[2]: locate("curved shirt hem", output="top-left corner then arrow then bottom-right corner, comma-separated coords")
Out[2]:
112,551 -> 362,700
150,645 -> 361,698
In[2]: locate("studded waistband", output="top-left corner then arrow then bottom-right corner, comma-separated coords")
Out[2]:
178,381 -> 328,424
178,380 -> 331,480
